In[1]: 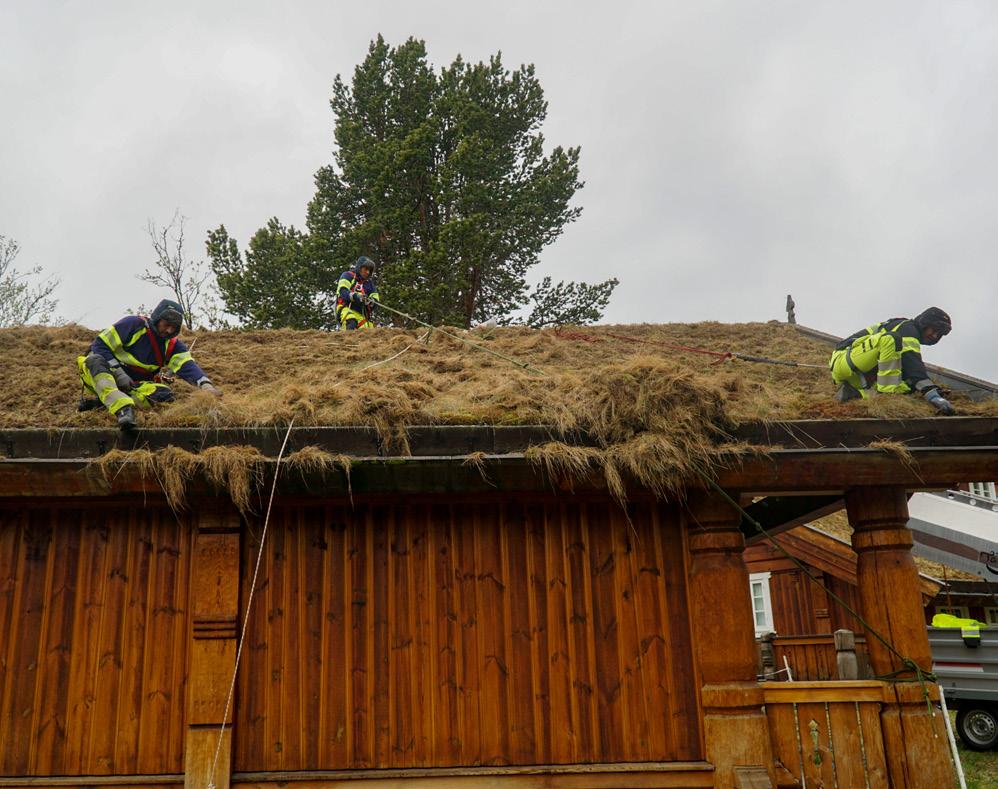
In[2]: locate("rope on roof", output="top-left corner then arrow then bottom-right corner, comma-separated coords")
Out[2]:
373,300 -> 548,376
555,327 -> 827,369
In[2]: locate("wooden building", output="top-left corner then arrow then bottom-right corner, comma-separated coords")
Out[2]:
745,523 -> 945,681
3,417 -> 998,788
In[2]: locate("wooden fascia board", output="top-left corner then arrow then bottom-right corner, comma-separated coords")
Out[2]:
3,446 -> 998,499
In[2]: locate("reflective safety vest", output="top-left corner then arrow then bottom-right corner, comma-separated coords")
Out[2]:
90,315 -> 204,384
335,270 -> 380,321
931,613 -> 983,647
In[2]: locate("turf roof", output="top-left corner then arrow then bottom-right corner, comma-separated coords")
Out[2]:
3,321 -> 995,434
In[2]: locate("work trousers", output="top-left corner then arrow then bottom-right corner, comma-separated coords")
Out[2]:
77,355 -> 174,415
828,333 -> 907,398
338,306 -> 373,330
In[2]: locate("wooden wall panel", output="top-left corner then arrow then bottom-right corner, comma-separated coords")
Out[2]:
769,568 -> 863,638
0,504 -> 193,777
234,497 -> 700,771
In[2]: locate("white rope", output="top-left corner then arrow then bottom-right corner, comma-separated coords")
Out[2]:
938,687 -> 968,789
206,419 -> 295,789
359,330 -> 430,371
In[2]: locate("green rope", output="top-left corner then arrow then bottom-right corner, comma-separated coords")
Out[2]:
368,300 -> 548,377
696,472 -> 937,712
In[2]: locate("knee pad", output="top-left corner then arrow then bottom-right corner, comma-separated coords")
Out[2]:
84,353 -> 111,379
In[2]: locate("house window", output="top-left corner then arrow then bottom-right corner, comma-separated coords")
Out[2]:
969,482 -> 997,501
936,606 -> 970,619
749,572 -> 774,636
985,608 -> 998,626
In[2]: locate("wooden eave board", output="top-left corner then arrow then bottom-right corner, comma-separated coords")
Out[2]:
3,444 -> 998,500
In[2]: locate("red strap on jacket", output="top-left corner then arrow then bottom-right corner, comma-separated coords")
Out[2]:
143,328 -> 176,369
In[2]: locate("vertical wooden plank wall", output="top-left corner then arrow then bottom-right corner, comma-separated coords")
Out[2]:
0,503 -> 192,777
233,496 -> 701,771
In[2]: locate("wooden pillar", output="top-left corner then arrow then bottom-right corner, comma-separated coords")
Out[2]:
846,487 -> 950,788
685,492 -> 775,789
185,513 -> 241,789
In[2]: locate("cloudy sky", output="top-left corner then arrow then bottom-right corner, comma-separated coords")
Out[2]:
3,1 -> 996,380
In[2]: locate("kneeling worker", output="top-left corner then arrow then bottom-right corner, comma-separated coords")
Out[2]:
335,256 -> 380,329
829,307 -> 955,414
77,299 -> 222,430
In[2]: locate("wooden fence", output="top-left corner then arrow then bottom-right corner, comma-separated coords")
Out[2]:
764,634 -> 871,681
764,682 -> 891,787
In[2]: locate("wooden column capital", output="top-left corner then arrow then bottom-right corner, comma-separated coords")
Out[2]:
846,486 -> 909,530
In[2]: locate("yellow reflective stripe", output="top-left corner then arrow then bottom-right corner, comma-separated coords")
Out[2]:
902,337 -> 920,350
168,351 -> 193,373
98,326 -> 124,353
369,291 -> 380,302
99,326 -> 159,371
877,375 -> 903,386
337,277 -> 354,291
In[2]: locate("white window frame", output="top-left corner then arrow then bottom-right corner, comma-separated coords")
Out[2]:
749,572 -> 775,636
969,482 -> 997,501
936,605 -> 970,619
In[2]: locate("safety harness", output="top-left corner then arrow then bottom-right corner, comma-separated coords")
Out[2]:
337,272 -> 373,326
138,323 -> 177,381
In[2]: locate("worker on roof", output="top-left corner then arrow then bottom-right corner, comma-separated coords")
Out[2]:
829,307 -> 955,414
76,299 -> 222,430
334,256 -> 380,330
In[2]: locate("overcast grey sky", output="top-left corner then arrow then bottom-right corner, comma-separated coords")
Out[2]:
3,1 -> 996,380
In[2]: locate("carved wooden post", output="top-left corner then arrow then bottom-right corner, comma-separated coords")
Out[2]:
685,492 -> 775,788
185,513 -> 241,789
834,629 -> 859,680
846,487 -> 950,788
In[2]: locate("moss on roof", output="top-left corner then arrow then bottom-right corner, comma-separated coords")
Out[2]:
3,321 -> 994,433
4,321 -> 996,508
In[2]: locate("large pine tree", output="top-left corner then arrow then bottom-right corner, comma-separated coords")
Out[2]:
208,36 -> 616,329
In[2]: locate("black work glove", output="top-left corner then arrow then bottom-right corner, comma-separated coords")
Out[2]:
108,360 -> 134,391
925,390 -> 955,416
350,291 -> 367,306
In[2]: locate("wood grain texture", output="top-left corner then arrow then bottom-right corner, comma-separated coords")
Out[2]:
768,634 -> 871,682
0,503 -> 193,776
233,497 -> 700,772
766,696 -> 892,789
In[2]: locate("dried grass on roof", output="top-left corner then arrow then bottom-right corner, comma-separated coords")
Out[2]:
92,444 -> 264,514
5,321 -> 995,507
5,321 -> 994,433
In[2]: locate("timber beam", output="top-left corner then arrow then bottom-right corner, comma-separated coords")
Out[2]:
2,446 -> 998,500
2,417 -> 998,459
738,494 -> 844,541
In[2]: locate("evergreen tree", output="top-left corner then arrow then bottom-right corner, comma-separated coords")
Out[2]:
209,36 -> 616,328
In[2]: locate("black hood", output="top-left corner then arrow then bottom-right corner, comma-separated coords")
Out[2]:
149,299 -> 185,328
913,307 -> 951,344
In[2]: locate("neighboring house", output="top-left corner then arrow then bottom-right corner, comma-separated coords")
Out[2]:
914,482 -> 998,621
745,520 -> 946,680
746,481 -> 998,680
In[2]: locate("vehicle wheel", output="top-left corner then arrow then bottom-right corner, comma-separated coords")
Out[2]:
956,707 -> 998,751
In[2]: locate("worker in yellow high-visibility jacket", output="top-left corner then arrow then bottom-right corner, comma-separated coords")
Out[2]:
77,299 -> 222,430
829,307 -> 955,414
334,257 -> 380,330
